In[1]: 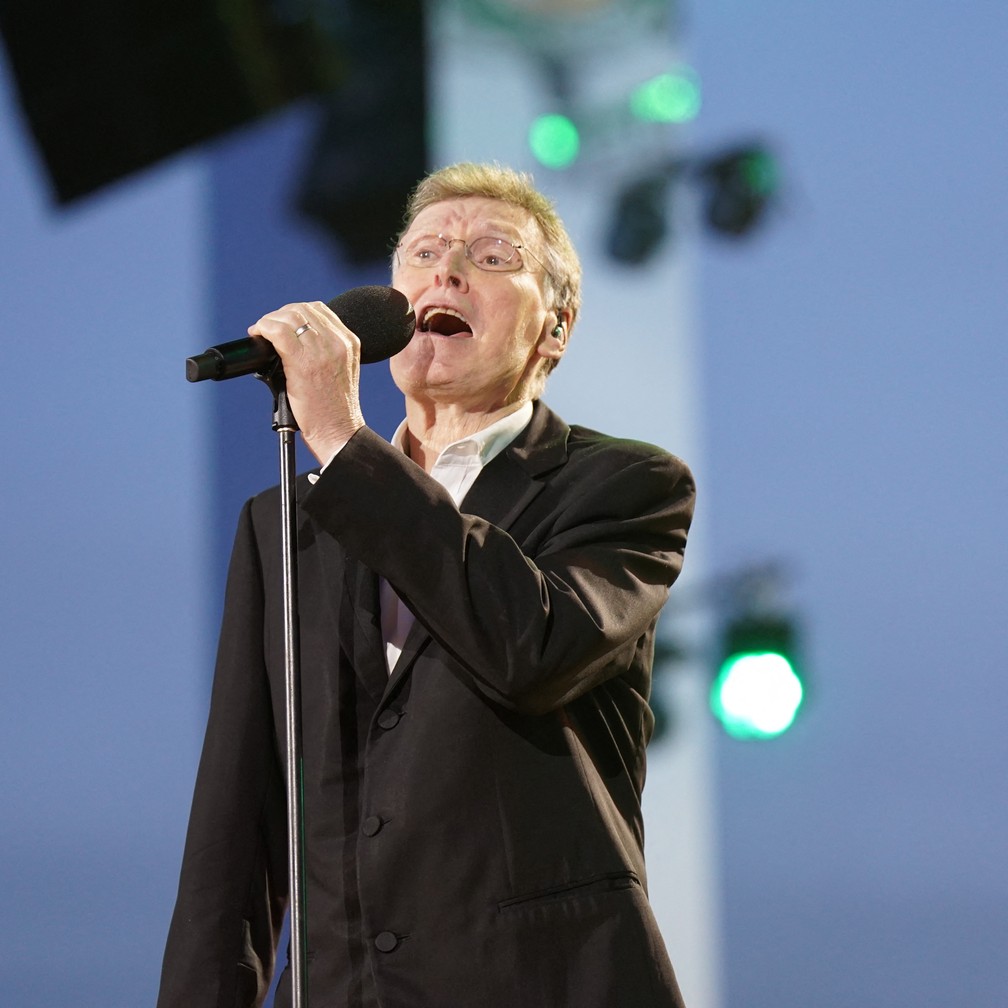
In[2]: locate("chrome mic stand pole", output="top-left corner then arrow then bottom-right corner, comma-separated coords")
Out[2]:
258,361 -> 310,1008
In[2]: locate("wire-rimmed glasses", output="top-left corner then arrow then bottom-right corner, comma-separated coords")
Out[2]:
396,233 -> 548,276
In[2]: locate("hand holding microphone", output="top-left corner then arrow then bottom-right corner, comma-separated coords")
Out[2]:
185,286 -> 416,382
185,286 -> 416,462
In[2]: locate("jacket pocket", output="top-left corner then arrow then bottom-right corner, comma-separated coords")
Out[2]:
497,870 -> 640,912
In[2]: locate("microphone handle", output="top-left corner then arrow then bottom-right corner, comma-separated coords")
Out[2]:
186,337 -> 277,382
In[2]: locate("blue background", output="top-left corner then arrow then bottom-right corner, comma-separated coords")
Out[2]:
693,2 -> 1008,1004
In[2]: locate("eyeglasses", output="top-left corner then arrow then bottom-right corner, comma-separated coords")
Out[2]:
395,233 -> 548,276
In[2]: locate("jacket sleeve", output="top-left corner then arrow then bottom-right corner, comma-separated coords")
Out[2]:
300,425 -> 695,715
157,499 -> 288,1008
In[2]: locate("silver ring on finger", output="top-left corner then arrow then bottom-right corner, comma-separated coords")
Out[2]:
294,323 -> 312,337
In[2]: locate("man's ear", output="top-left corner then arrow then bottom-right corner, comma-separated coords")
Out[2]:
539,309 -> 571,359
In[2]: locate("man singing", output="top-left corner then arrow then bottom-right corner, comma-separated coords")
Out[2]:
158,162 -> 694,1008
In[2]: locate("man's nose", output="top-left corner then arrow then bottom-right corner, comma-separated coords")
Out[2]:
435,243 -> 470,289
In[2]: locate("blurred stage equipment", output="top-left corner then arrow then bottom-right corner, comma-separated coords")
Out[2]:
653,563 -> 805,742
455,0 -> 677,50
295,1 -> 428,263
447,0 -> 778,263
711,611 -> 803,741
0,0 -> 342,202
606,143 -> 779,263
0,0 -> 428,264
699,144 -> 779,237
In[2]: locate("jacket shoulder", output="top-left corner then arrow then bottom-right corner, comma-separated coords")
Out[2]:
527,400 -> 692,480
563,421 -> 693,491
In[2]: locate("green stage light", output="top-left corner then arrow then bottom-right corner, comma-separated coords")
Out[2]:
701,144 -> 778,236
629,70 -> 701,124
529,114 -> 581,169
711,616 -> 803,740
739,148 -> 777,196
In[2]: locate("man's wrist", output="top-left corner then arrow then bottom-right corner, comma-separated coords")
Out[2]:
307,419 -> 365,468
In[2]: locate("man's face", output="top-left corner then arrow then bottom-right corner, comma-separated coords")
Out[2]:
389,196 -> 559,413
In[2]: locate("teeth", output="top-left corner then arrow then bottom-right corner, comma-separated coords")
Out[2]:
421,306 -> 469,332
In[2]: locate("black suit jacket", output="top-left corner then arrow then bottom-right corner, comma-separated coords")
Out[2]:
158,401 -> 695,1008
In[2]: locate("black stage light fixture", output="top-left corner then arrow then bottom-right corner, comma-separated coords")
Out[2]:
0,0 -> 344,204
699,144 -> 778,237
604,142 -> 778,263
606,172 -> 672,265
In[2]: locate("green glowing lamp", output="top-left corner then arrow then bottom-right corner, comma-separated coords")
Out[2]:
528,114 -> 581,169
710,617 -> 803,740
630,69 -> 701,124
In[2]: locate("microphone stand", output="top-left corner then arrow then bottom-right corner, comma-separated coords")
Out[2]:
257,361 -> 310,1008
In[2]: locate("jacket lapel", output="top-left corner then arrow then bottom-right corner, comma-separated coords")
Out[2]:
460,400 -> 569,527
384,402 -> 570,691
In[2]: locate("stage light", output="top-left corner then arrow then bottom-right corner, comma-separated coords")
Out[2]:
700,144 -> 778,237
710,615 -> 803,740
606,173 -> 671,264
528,113 -> 581,169
629,69 -> 701,124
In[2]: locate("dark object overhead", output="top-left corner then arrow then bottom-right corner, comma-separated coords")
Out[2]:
0,0 -> 344,202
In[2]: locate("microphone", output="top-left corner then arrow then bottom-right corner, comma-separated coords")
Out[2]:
185,285 -> 416,382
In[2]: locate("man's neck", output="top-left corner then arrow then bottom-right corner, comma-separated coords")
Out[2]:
403,398 -> 531,473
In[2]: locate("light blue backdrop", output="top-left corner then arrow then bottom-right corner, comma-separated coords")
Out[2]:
692,2 -> 1008,1005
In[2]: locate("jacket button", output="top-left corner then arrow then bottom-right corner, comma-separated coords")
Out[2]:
362,815 -> 383,837
377,709 -> 401,730
375,931 -> 399,953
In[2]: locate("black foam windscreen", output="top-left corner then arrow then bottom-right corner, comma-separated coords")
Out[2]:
328,286 -> 416,365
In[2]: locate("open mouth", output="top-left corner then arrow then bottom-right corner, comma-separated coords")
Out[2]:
420,306 -> 473,337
